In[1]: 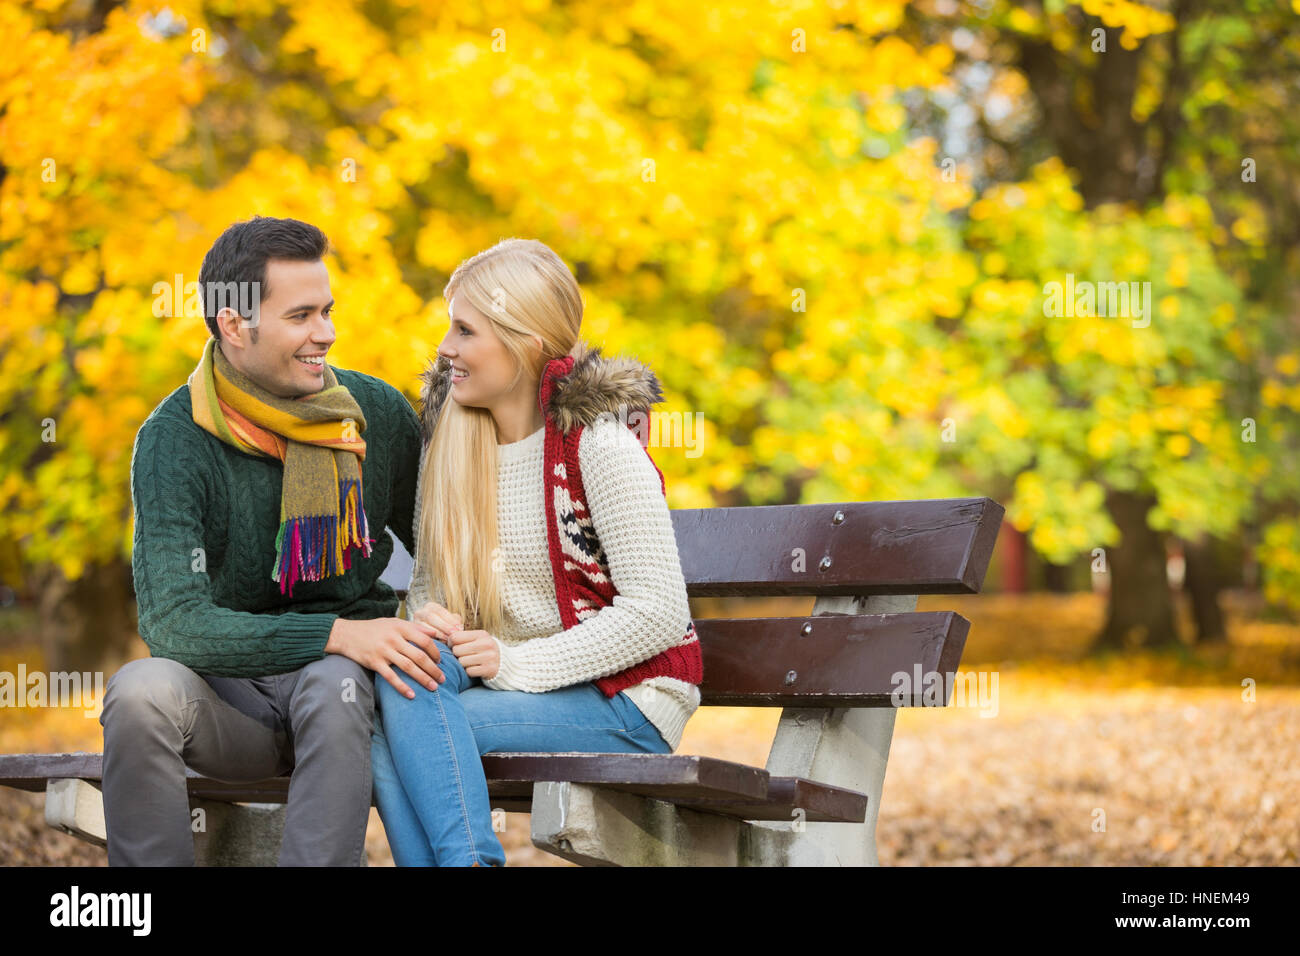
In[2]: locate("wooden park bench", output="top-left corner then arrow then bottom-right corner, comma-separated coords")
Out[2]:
0,497 -> 1002,866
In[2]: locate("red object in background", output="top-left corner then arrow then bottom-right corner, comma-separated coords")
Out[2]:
999,520 -> 1028,593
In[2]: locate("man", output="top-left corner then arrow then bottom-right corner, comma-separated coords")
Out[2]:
101,216 -> 445,866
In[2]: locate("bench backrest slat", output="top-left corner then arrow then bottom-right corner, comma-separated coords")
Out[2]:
392,498 -> 1003,602
672,498 -> 1003,596
696,611 -> 970,706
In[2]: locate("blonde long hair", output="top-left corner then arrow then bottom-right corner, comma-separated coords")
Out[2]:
418,238 -> 583,634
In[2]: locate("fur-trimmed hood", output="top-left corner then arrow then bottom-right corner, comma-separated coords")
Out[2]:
417,340 -> 664,445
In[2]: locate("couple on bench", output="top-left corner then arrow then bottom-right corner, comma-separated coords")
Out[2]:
102,216 -> 703,866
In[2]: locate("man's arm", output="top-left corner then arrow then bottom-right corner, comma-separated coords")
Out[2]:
130,418 -> 338,677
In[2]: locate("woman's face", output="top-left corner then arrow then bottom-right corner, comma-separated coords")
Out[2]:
437,294 -> 522,409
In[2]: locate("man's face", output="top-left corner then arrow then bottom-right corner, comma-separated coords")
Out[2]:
216,258 -> 335,399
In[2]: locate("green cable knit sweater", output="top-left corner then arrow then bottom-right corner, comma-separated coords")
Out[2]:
129,365 -> 422,677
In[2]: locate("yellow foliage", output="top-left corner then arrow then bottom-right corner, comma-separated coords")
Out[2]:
0,0 -> 1268,597
1007,7 -> 1041,34
1086,421 -> 1121,459
1230,211 -> 1266,245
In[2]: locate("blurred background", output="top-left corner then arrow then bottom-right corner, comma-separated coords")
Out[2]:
1,0 -> 1297,865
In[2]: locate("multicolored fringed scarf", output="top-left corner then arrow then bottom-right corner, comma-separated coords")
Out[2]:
188,337 -> 373,597
537,352 -> 704,698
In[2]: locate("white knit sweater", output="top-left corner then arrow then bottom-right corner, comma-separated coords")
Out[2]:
404,416 -> 701,750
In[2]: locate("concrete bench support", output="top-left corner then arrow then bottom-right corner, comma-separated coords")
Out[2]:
45,778 -> 107,848
530,782 -> 746,866
44,777 -> 290,866
528,593 -> 915,866
191,802 -> 286,866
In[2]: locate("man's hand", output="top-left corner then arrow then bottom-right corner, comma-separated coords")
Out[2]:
447,629 -> 501,680
325,617 -> 446,699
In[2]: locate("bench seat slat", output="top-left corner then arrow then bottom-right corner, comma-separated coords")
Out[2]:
477,755 -> 868,823
479,753 -> 762,797
0,752 -> 868,823
0,752 -> 103,792
659,777 -> 868,823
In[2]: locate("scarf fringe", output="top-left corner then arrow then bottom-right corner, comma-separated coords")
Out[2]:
272,478 -> 374,597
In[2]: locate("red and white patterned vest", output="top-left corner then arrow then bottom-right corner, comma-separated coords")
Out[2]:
537,353 -> 704,697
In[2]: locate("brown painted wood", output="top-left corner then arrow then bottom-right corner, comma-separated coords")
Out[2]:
478,752 -> 765,804
480,754 -> 867,822
185,757 -> 868,821
678,776 -> 868,823
395,499 -> 1003,604
0,752 -> 868,822
0,752 -> 103,792
696,611 -> 971,706
672,497 -> 1004,596
0,753 -> 292,801
479,752 -> 772,817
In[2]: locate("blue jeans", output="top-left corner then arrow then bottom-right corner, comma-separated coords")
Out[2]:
371,638 -> 672,866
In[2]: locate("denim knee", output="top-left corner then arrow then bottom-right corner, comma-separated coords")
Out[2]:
378,639 -> 469,705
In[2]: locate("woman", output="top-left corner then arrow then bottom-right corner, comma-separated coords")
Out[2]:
371,238 -> 704,866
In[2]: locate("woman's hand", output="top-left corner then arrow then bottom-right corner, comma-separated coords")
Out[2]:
447,629 -> 501,680
411,601 -> 463,642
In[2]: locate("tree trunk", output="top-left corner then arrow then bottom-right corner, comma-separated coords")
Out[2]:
1094,488 -> 1181,651
32,558 -> 138,673
1182,532 -> 1227,644
1241,524 -> 1261,593
1042,559 -> 1072,593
